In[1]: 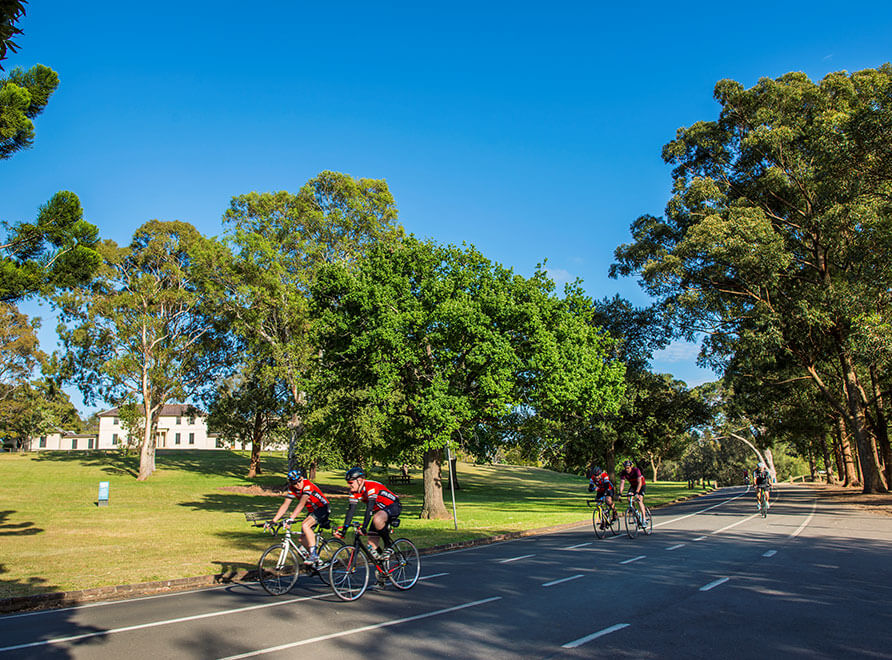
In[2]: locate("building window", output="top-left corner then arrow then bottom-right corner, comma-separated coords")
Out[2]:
215,438 -> 224,448
189,433 -> 195,445
189,416 -> 195,425
113,417 -> 118,425
88,438 -> 94,449
176,416 -> 181,425
39,437 -> 46,448
72,438 -> 78,450
112,433 -> 118,445
175,432 -> 181,445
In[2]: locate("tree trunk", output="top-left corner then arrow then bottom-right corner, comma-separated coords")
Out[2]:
137,399 -> 157,481
840,350 -> 887,492
836,414 -> 860,487
247,410 -> 264,478
605,443 -> 616,482
448,456 -> 461,490
420,447 -> 450,519
870,365 -> 892,487
820,434 -> 837,484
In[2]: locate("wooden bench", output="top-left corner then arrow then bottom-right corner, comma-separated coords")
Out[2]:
387,474 -> 411,486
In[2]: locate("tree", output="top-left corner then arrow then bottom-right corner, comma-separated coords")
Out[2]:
57,221 -> 234,479
613,66 -> 892,493
0,1 -> 27,66
1,191 -> 101,302
0,301 -> 42,400
311,237 -> 625,518
197,171 -> 403,471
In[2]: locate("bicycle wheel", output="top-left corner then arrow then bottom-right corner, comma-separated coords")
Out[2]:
594,506 -> 608,539
642,506 -> 653,535
609,507 -> 621,536
624,507 -> 639,539
760,492 -> 768,518
329,545 -> 369,601
314,537 -> 346,586
258,543 -> 300,596
385,538 -> 420,590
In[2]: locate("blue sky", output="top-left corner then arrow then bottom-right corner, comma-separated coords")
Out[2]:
4,2 -> 892,414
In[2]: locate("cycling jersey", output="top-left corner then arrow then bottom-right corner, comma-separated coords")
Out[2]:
754,469 -> 771,487
619,466 -> 645,490
286,479 -> 329,513
343,480 -> 401,530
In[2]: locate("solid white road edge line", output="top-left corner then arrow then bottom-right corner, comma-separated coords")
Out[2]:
216,596 -> 504,660
498,554 -> 535,563
542,574 -> 584,587
562,623 -> 631,648
699,577 -> 730,592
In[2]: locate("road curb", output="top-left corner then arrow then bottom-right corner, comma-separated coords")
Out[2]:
0,490 -> 714,614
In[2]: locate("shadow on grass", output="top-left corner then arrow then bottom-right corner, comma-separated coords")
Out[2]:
0,510 -> 43,537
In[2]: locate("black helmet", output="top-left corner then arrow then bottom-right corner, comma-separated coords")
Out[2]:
345,466 -> 364,481
287,469 -> 302,482
590,466 -> 602,477
622,459 -> 632,468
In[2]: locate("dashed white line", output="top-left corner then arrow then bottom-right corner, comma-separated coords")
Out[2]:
542,574 -> 584,587
762,550 -> 777,558
653,491 -> 745,528
562,623 -> 631,648
711,513 -> 759,535
567,542 -> 592,549
499,554 -> 535,563
790,499 -> 817,538
693,536 -> 707,541
420,572 -> 449,580
666,543 -> 685,551
620,555 -> 646,565
700,577 -> 730,592
217,596 -> 503,659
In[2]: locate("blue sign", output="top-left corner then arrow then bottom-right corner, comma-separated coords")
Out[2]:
98,481 -> 110,506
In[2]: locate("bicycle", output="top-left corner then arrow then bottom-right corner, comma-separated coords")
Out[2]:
327,520 -> 421,601
587,497 -> 620,538
621,491 -> 652,538
246,511 -> 346,596
756,486 -> 770,518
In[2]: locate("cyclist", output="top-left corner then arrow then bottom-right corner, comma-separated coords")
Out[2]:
617,459 -> 648,526
334,466 -> 402,560
268,469 -> 331,567
752,462 -> 772,510
588,466 -> 616,528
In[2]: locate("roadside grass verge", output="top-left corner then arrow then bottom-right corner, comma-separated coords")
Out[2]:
0,450 -> 711,599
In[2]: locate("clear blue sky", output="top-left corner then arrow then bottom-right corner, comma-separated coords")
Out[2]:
4,2 -> 892,414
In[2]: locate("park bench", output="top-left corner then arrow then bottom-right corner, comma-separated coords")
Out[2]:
387,473 -> 411,486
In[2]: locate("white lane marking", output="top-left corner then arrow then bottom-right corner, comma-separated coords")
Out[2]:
562,623 -> 631,648
0,591 -> 330,653
693,536 -> 707,541
567,542 -> 592,549
542,574 -> 584,587
711,513 -> 759,535
790,499 -> 817,538
653,491 -> 745,528
666,543 -> 685,551
620,555 -> 646,565
763,550 -> 777,558
700,577 -> 730,592
498,554 -> 535,563
420,572 -> 449,580
217,596 -> 503,659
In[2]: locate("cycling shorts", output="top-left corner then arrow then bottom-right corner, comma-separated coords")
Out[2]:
307,505 -> 331,528
381,501 -> 402,525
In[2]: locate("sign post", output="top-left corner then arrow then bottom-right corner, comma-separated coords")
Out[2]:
98,481 -> 110,507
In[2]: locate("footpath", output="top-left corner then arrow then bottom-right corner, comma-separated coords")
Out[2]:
6,484 -> 819,615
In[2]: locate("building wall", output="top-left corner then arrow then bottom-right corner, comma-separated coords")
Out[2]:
97,413 -> 221,450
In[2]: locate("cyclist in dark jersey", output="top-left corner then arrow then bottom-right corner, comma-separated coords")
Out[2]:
752,462 -> 772,510
268,469 -> 331,566
335,466 -> 402,559
617,460 -> 648,525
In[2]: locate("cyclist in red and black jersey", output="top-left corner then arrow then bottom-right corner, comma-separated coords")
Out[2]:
617,460 -> 648,525
335,467 -> 402,559
269,469 -> 331,566
587,466 -> 616,526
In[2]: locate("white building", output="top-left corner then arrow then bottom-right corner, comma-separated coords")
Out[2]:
97,404 -> 222,450
25,430 -> 99,451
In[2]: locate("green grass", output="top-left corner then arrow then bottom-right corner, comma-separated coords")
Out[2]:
0,450 -> 712,599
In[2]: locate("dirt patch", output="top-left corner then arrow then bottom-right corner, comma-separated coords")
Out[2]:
809,483 -> 892,517
220,483 -> 353,498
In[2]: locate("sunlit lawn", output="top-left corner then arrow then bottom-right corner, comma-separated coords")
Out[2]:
0,450 -> 712,599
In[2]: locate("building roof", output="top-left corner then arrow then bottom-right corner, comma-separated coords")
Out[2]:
97,404 -> 205,417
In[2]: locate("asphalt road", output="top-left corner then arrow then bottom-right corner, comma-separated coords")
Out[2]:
1,484 -> 890,659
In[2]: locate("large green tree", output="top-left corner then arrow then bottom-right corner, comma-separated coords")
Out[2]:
613,65 -> 892,492
57,221 -> 234,480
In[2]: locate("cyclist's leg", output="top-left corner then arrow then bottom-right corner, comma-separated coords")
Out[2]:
368,509 -> 389,553
636,491 -> 647,521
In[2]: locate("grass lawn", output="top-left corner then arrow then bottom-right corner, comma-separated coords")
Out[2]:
0,450 -> 712,599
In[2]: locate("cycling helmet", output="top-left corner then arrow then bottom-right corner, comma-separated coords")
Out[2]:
345,466 -> 365,481
287,469 -> 302,482
622,460 -> 632,468
591,466 -> 602,477
757,462 -> 765,469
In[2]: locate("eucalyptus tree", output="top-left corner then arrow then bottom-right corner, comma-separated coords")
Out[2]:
613,66 -> 892,492
196,171 -> 402,470
310,237 -> 624,518
57,221 -> 234,480
0,301 -> 42,400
